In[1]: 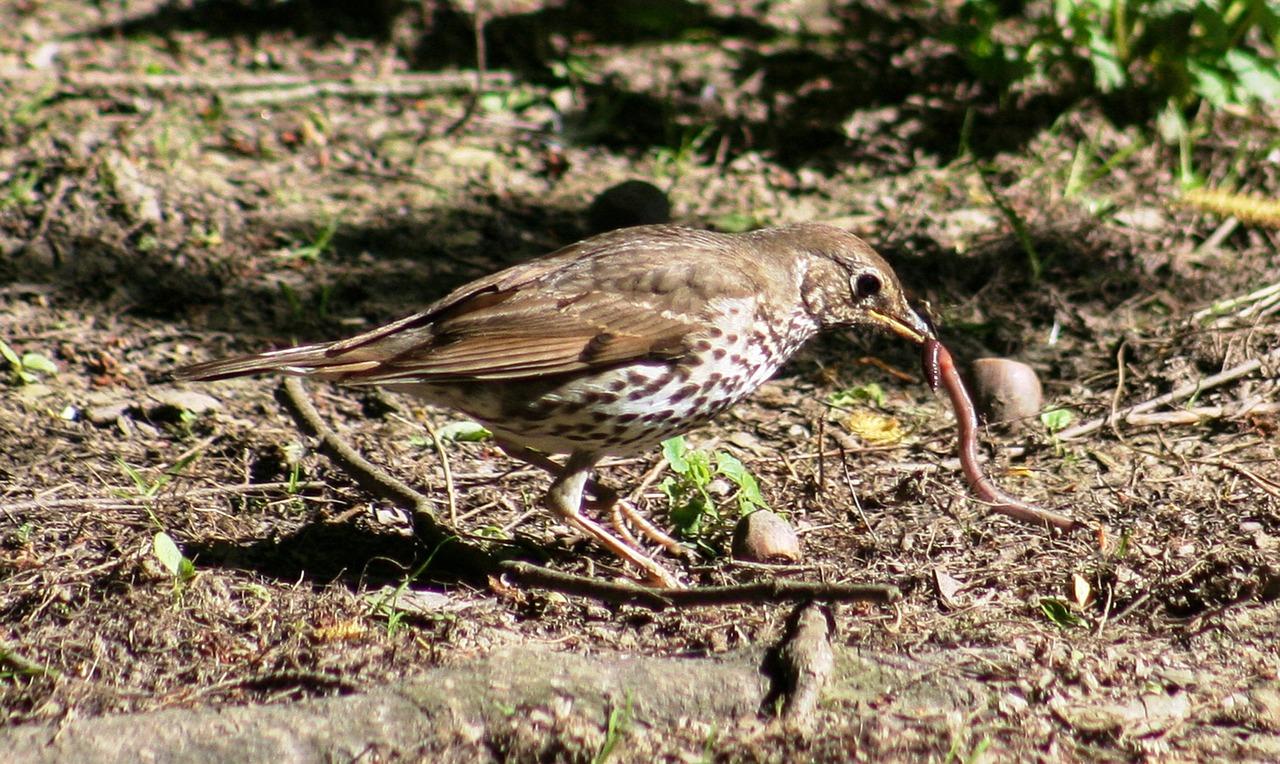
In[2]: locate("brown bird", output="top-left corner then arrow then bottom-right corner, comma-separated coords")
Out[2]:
174,223 -> 933,587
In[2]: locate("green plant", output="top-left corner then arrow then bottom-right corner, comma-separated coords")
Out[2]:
653,125 -> 714,181
828,381 -> 888,409
1039,596 -> 1086,628
0,341 -> 57,385
277,280 -> 333,323
0,168 -> 40,210
368,541 -> 450,638
118,450 -> 202,502
9,83 -> 57,130
284,216 -> 340,262
659,437 -> 768,541
594,695 -> 633,763
427,420 -> 493,443
1040,408 -> 1076,455
0,643 -> 59,680
951,1 -> 1280,118
153,531 -> 197,587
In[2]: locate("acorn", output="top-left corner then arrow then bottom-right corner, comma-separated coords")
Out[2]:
970,358 -> 1043,425
732,509 -> 802,563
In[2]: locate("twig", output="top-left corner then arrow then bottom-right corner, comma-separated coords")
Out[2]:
1195,217 -> 1238,254
275,378 -> 493,578
20,173 -> 71,261
0,70 -> 516,105
496,561 -> 899,610
839,449 -> 878,542
1193,280 -> 1280,323
1193,458 -> 1280,497
444,8 -> 489,136
1057,346 -> 1280,441
274,379 -> 902,607
419,418 -> 458,525
1123,400 -> 1280,427
767,603 -> 835,731
2,481 -> 330,514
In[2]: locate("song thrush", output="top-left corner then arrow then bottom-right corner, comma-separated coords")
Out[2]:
174,223 -> 934,587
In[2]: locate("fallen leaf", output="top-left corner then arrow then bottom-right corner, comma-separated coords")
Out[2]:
1072,573 -> 1092,608
844,409 -> 902,445
934,568 -> 965,609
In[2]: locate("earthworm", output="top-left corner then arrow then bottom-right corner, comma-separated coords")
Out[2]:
923,339 -> 1085,532
922,338 -> 943,392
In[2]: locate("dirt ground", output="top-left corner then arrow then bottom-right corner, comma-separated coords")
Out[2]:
1,1 -> 1278,761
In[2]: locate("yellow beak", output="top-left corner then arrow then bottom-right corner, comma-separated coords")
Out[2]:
867,308 -> 934,344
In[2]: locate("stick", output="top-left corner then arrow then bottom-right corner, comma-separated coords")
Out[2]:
275,378 -> 493,579
496,561 -> 899,610
1057,347 -> 1280,441
274,379 -> 901,608
1122,400 -> 1280,427
0,70 -> 516,104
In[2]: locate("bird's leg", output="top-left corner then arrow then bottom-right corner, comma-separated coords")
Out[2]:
499,443 -> 679,588
497,441 -> 611,505
613,499 -> 693,561
497,440 -> 690,560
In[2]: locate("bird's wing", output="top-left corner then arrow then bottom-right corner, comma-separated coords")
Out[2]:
193,227 -> 764,384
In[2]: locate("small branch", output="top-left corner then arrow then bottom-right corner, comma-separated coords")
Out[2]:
275,378 -> 493,578
1122,400 -> 1280,427
274,379 -> 902,608
1193,280 -> 1280,323
3,481 -> 330,514
0,70 -> 517,106
767,603 -> 835,731
1057,347 -> 1280,441
419,418 -> 458,525
496,561 -> 900,610
443,8 -> 489,136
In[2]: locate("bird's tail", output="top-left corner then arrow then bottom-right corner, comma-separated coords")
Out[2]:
171,343 -> 381,382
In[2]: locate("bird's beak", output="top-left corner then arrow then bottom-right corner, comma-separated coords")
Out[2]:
867,306 -> 935,345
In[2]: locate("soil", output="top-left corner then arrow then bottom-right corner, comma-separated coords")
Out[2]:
1,1 -> 1278,761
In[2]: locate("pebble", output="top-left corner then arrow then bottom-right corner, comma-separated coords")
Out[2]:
147,389 -> 222,417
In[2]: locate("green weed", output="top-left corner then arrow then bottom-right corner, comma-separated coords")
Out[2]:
659,436 -> 768,543
0,341 -> 57,385
951,1 -> 1280,120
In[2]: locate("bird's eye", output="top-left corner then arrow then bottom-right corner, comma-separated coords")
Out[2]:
852,273 -> 882,299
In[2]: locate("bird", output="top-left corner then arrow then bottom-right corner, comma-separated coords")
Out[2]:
173,223 -> 934,587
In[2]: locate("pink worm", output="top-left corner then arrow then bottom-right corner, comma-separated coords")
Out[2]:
923,339 -> 1085,532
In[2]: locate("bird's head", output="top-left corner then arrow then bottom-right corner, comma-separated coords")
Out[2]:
759,224 -> 934,344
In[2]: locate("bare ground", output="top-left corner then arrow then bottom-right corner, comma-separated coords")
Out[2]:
1,2 -> 1278,761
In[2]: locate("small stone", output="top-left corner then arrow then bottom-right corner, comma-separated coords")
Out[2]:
15,383 -> 54,400
732,509 -> 802,563
148,389 -> 222,419
970,358 -> 1043,425
587,180 -> 671,233
86,401 -> 132,425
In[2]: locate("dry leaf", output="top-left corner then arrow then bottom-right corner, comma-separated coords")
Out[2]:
934,568 -> 965,609
844,409 -> 903,445
1072,573 -> 1092,608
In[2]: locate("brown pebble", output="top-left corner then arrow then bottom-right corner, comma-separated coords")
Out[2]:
970,358 -> 1043,425
732,509 -> 802,563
